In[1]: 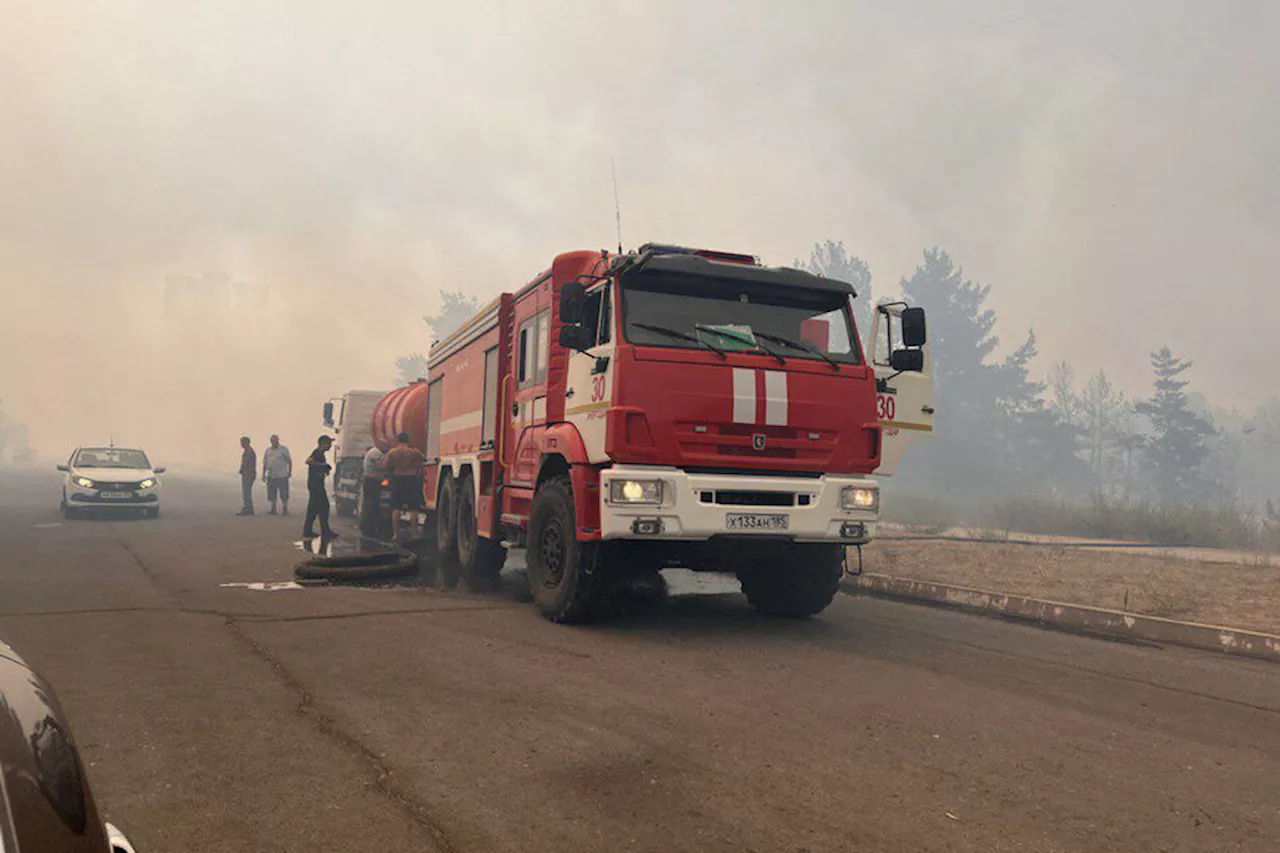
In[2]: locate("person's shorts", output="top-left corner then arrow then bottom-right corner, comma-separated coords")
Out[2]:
266,478 -> 290,501
390,476 -> 422,510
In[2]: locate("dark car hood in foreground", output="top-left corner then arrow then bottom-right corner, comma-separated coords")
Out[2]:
1,636 -> 116,852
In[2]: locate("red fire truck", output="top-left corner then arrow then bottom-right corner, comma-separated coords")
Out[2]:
421,243 -> 932,622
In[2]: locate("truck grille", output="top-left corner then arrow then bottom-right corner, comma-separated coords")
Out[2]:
703,490 -> 796,507
675,422 -> 835,465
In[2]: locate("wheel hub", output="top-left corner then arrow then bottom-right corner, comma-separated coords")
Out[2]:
539,519 -> 565,586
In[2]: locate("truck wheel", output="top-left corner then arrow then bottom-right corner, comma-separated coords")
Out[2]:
527,476 -> 600,623
435,475 -> 460,589
455,473 -> 506,590
737,543 -> 843,618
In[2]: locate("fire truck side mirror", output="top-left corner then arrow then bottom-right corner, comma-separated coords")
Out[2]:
889,349 -> 924,373
559,281 -> 586,323
901,307 -> 927,347
559,324 -> 594,352
322,401 -> 335,427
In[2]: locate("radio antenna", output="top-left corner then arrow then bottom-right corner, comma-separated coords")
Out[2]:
611,158 -> 623,254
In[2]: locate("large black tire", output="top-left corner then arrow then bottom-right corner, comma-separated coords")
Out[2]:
526,476 -> 601,623
737,543 -> 843,618
435,474 -> 460,589
455,473 -> 507,590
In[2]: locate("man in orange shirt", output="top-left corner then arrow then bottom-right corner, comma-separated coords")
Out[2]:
382,432 -> 426,540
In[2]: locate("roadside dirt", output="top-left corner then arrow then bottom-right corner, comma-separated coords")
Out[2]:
864,538 -> 1280,635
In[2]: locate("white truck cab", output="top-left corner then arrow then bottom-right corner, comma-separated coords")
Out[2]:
322,390 -> 385,516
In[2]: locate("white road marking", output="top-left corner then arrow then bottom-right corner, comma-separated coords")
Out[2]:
33,522 -> 62,528
219,581 -> 304,591
663,569 -> 741,597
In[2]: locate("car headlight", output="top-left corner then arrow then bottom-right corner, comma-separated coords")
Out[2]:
840,486 -> 879,512
608,479 -> 664,505
137,478 -> 156,489
73,476 -> 95,489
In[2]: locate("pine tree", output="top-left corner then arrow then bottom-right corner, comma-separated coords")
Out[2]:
994,332 -> 1089,494
797,240 -> 872,337
1135,347 -> 1215,501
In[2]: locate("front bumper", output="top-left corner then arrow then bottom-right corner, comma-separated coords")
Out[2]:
598,465 -> 877,544
68,488 -> 158,507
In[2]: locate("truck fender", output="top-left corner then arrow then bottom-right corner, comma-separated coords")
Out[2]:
539,422 -> 591,469
536,423 -> 602,539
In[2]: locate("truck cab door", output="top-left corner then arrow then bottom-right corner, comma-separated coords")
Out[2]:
870,302 -> 934,475
562,282 -> 615,463
506,291 -> 550,486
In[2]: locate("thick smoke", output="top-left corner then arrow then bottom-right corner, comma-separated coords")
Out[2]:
1,1 -> 1275,469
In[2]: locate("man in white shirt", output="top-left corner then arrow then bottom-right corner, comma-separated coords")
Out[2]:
359,444 -> 385,536
262,434 -> 293,516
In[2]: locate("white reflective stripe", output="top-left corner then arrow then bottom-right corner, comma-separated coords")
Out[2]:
732,368 -> 756,423
439,410 -> 483,434
764,370 -> 787,426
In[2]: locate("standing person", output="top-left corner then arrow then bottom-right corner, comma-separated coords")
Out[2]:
302,435 -> 336,539
262,434 -> 293,516
359,443 -> 385,537
237,436 -> 256,516
383,432 -> 426,540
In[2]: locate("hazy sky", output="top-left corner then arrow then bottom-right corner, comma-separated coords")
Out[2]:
2,0 -> 1276,467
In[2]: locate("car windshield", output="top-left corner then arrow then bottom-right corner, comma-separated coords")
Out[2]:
619,271 -> 860,364
75,448 -> 151,469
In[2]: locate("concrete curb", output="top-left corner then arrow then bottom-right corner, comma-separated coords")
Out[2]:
842,573 -> 1280,664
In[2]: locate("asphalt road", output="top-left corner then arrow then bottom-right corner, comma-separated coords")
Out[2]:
1,468 -> 1277,853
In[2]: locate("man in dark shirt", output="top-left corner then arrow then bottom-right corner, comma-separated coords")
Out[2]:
302,435 -> 336,539
237,436 -> 256,516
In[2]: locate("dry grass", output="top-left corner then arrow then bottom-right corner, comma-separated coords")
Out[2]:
987,494 -> 1280,552
863,539 -> 1280,635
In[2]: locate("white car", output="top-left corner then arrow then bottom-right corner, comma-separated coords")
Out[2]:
58,446 -> 165,518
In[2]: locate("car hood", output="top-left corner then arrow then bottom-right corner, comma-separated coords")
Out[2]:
1,639 -> 113,853
71,467 -> 155,481
0,636 -> 29,670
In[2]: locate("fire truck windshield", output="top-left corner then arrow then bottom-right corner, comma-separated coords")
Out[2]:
620,272 -> 861,364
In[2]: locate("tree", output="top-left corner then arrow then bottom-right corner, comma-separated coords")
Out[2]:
1135,347 -> 1215,501
1078,370 -> 1131,487
993,332 -> 1089,494
1047,361 -> 1081,427
395,353 -> 429,385
797,240 -> 872,335
394,289 -> 481,385
424,290 -> 480,341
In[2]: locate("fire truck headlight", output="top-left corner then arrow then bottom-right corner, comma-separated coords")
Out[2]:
840,486 -> 879,512
610,479 -> 664,505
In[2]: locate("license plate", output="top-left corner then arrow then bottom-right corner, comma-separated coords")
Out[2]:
100,491 -> 132,499
725,513 -> 789,531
